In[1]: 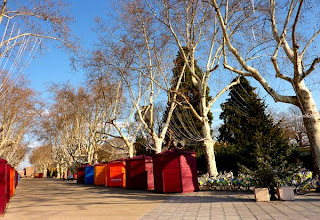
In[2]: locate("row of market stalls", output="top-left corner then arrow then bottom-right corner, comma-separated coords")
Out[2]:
0,159 -> 20,216
77,150 -> 199,193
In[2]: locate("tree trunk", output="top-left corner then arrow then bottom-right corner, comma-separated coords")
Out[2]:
43,166 -> 47,177
56,163 -> 60,179
128,142 -> 134,158
296,82 -> 320,174
154,138 -> 162,154
87,148 -> 93,165
94,152 -> 98,164
60,166 -> 64,179
202,116 -> 218,176
303,117 -> 320,174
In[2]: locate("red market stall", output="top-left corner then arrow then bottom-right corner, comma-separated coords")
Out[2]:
0,159 -> 7,215
105,160 -> 126,188
6,165 -> 10,203
153,149 -> 199,193
126,155 -> 154,190
94,164 -> 106,186
77,165 -> 85,184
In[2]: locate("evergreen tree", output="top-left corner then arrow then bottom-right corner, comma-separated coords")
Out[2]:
240,128 -> 299,200
216,76 -> 295,174
163,47 -> 213,174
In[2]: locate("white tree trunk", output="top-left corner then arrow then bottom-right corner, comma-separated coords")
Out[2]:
94,152 -> 98,164
154,138 -> 162,154
43,166 -> 47,178
296,82 -> 320,173
202,116 -> 218,176
56,163 -> 60,179
128,142 -> 134,158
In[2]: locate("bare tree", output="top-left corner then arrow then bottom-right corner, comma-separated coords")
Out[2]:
85,65 -> 142,158
0,74 -> 40,167
29,145 -> 54,177
210,0 -> 320,173
86,1 -> 183,157
277,106 -> 309,149
37,79 -> 128,175
141,0 -> 241,176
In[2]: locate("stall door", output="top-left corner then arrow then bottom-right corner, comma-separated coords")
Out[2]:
162,155 -> 182,193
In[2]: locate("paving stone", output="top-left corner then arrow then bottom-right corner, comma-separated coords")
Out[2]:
225,216 -> 241,220
254,214 -> 274,220
182,217 -> 197,220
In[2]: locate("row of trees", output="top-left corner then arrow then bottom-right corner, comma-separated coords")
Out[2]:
26,0 -> 320,176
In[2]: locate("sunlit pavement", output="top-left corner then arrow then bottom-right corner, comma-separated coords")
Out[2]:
3,178 -> 320,220
141,190 -> 320,220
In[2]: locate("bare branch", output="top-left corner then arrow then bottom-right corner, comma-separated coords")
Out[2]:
271,37 -> 291,82
301,29 -> 320,58
270,0 -> 295,62
207,75 -> 240,111
301,57 -> 320,81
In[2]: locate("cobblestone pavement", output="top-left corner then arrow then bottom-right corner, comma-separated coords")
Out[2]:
140,190 -> 320,220
3,179 -> 320,220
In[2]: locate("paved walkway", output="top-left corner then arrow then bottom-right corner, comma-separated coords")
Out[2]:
3,178 -> 167,220
141,191 -> 320,220
2,178 -> 320,220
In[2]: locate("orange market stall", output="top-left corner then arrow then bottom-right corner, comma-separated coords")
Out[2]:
94,163 -> 106,186
105,160 -> 126,188
9,166 -> 15,197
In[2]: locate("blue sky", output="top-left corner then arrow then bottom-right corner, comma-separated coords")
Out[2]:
26,1 -> 113,100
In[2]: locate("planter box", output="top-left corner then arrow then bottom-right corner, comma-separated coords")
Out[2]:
254,188 -> 270,202
277,186 -> 295,201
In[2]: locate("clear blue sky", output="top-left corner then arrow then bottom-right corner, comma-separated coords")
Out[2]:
26,0 -> 113,100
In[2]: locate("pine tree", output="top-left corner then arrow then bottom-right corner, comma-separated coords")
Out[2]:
217,76 -> 296,175
163,47 -> 213,174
